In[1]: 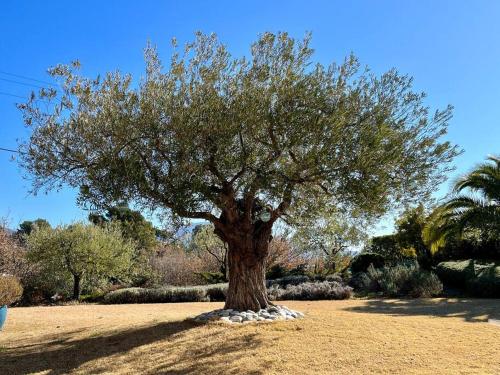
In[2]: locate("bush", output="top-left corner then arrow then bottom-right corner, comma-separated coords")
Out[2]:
467,265 -> 500,297
197,272 -> 226,284
266,275 -> 310,288
350,252 -> 385,273
0,275 -> 23,306
103,279 -> 354,304
435,260 -> 475,288
436,260 -> 500,297
358,263 -> 442,297
268,281 -> 352,301
103,283 -> 228,304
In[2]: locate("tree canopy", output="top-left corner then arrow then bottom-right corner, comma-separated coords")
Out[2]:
89,205 -> 157,253
26,223 -> 134,299
19,32 -> 458,234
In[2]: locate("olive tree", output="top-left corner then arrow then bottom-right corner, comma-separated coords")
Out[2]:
26,223 -> 134,299
18,32 -> 458,310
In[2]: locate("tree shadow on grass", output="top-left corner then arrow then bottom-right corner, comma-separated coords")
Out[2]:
344,298 -> 500,322
0,320 -> 266,374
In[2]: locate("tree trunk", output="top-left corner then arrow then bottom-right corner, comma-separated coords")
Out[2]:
224,235 -> 271,311
72,274 -> 81,300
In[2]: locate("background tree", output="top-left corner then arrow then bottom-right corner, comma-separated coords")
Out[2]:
89,205 -> 157,252
366,205 -> 428,266
292,214 -> 363,273
191,224 -> 228,280
18,32 -> 458,311
17,218 -> 50,237
26,223 -> 134,299
423,155 -> 500,255
0,221 -> 34,280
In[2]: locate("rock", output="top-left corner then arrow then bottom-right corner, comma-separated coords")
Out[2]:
192,305 -> 304,324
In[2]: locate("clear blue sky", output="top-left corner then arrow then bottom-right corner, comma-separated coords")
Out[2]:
1,1 -> 499,232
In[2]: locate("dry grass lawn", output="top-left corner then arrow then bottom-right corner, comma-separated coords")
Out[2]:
0,298 -> 499,374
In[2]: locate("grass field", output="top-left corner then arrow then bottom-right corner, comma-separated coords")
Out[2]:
1,299 -> 499,374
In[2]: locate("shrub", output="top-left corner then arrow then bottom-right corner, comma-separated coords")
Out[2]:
436,260 -> 500,297
359,263 -> 442,297
266,275 -> 310,288
435,260 -> 475,288
197,272 -> 226,284
466,265 -> 500,297
350,252 -> 385,273
0,275 -> 23,306
205,284 -> 228,301
103,283 -> 228,304
267,281 -> 352,301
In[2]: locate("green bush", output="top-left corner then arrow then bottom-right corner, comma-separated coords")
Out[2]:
0,275 -> 23,306
103,283 -> 228,304
435,260 -> 475,288
436,260 -> 500,297
350,252 -> 385,273
197,272 -> 226,284
267,281 -> 352,300
358,263 -> 442,297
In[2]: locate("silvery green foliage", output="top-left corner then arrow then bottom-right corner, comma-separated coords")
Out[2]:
18,32 -> 458,231
267,280 -> 353,300
361,263 -> 442,297
103,283 -> 228,304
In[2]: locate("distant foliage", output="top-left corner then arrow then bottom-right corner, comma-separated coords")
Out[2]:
268,281 -> 352,301
358,263 -> 442,297
350,253 -> 385,273
197,271 -> 226,284
149,245 -> 206,286
0,225 -> 34,280
0,275 -> 23,306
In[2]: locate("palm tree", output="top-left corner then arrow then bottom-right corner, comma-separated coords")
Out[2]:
423,155 -> 500,253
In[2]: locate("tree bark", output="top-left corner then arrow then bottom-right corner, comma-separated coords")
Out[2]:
72,274 -> 81,300
224,233 -> 271,311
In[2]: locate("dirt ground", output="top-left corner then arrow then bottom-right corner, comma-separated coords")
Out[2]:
0,298 -> 499,374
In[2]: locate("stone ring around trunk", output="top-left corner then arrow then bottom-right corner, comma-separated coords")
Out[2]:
191,305 -> 304,324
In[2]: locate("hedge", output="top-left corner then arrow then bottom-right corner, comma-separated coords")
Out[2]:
435,260 -> 500,297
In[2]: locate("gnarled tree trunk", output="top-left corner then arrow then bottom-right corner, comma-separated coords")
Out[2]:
224,231 -> 271,311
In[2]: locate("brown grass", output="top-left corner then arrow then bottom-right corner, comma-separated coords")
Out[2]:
1,299 -> 499,374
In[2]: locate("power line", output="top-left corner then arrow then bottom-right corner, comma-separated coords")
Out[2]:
0,77 -> 46,90
0,147 -> 20,154
0,70 -> 57,87
0,91 -> 26,99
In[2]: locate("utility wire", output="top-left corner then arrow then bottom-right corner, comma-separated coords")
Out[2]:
0,70 -> 57,87
0,91 -> 26,99
0,146 -> 20,154
0,77 -> 46,90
